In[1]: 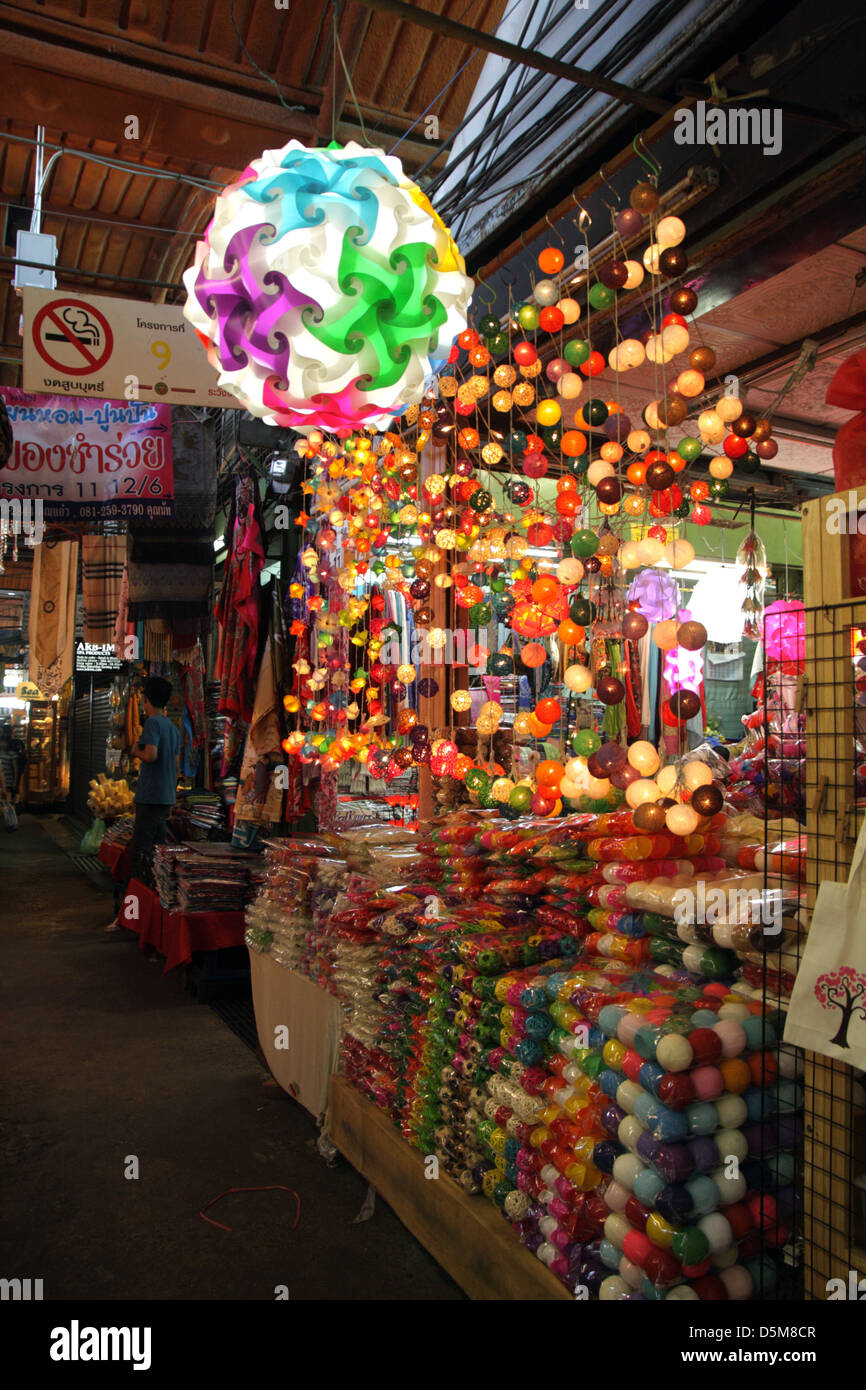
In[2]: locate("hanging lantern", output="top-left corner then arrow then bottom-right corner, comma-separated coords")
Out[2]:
184,140 -> 472,435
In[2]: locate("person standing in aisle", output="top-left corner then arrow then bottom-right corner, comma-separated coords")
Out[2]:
0,722 -> 26,804
105,675 -> 179,932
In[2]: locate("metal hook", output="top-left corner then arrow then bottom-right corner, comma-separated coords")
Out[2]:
598,164 -> 621,209
574,205 -> 592,236
543,212 -> 564,246
472,269 -> 497,310
632,134 -> 661,185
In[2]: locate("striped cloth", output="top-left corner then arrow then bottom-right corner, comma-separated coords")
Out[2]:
82,536 -> 126,646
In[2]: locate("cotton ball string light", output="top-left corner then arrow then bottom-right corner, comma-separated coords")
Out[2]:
664,538 -> 695,569
665,801 -> 700,836
620,541 -> 643,570
656,216 -> 686,248
683,760 -> 713,790
184,139 -> 472,435
716,395 -> 743,423
627,740 -> 660,775
564,663 -> 593,693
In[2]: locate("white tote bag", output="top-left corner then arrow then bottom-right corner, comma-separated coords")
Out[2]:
784,815 -> 866,1067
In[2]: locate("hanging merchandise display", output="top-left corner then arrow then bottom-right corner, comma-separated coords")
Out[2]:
257,161 -> 794,819
183,140 -> 473,436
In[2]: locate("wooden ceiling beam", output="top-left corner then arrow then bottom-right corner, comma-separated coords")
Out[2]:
0,5 -> 315,110
2,29 -> 317,139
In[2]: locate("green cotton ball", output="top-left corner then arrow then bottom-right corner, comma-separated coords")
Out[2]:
583,398 -> 609,426
478,313 -> 500,336
570,529 -> 598,558
564,338 -> 591,367
572,728 -> 601,756
509,784 -> 532,811
517,303 -> 540,331
677,436 -> 702,462
588,282 -> 616,310
469,602 -> 492,625
489,576 -> 506,594
487,331 -> 510,355
371,560 -> 386,575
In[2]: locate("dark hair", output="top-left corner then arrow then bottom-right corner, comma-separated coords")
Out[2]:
143,675 -> 172,709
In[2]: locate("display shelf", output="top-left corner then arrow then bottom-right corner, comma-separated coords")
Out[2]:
328,1074 -> 570,1301
799,492 -> 866,1298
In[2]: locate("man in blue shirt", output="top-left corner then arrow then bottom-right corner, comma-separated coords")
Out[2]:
105,675 -> 179,932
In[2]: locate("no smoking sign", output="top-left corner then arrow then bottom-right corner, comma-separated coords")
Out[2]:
31,298 -> 114,376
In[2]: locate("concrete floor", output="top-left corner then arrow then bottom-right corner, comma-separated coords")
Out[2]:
0,815 -> 463,1301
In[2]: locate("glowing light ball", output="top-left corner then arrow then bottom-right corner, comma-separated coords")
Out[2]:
637,537 -> 665,566
558,297 -> 581,324
657,216 -> 686,248
564,663 -> 593,693
656,765 -> 679,796
628,740 -> 660,775
184,140 -> 472,435
698,410 -> 726,444
683,760 -> 713,790
661,324 -> 690,355
587,460 -> 615,486
620,541 -> 642,570
709,456 -> 733,480
666,802 -> 700,836
557,558 -> 584,585
664,538 -> 695,569
763,599 -> 806,664
625,778 -> 662,808
716,395 -> 743,423
653,619 -> 680,650
557,372 -> 583,400
627,429 -> 651,453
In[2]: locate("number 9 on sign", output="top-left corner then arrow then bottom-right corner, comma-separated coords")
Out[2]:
151,340 -> 171,373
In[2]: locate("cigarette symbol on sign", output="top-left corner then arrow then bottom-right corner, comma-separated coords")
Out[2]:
44,307 -> 102,347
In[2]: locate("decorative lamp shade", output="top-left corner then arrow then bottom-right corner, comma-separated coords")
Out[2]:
626,569 -> 678,623
763,599 -> 806,664
183,140 -> 473,435
686,566 -> 747,645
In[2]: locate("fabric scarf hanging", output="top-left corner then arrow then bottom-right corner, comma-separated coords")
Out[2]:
215,472 -> 265,745
81,535 -> 125,646
29,538 -> 78,698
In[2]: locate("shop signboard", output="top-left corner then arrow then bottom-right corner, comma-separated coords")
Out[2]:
0,386 -> 174,522
21,287 -> 240,409
75,643 -> 122,674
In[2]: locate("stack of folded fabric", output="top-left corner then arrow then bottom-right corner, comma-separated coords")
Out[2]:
173,843 -> 263,913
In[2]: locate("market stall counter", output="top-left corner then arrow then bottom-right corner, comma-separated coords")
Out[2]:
119,877 -> 247,974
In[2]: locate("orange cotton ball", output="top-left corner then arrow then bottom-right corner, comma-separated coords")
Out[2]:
536,759 -> 565,789
532,574 -> 560,604
627,461 -> 647,486
538,247 -> 565,274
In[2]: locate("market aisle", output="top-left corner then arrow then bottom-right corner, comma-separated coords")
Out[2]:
0,817 -> 463,1301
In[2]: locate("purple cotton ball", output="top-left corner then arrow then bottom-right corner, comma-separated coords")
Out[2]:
616,207 -> 643,237
687,1136 -> 720,1173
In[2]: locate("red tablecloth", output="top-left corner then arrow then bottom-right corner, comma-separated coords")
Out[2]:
119,878 -> 247,974
98,839 -> 132,882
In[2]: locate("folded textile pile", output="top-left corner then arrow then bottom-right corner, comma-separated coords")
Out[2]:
153,842 -> 265,913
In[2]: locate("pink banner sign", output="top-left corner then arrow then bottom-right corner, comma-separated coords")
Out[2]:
0,386 -> 174,522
